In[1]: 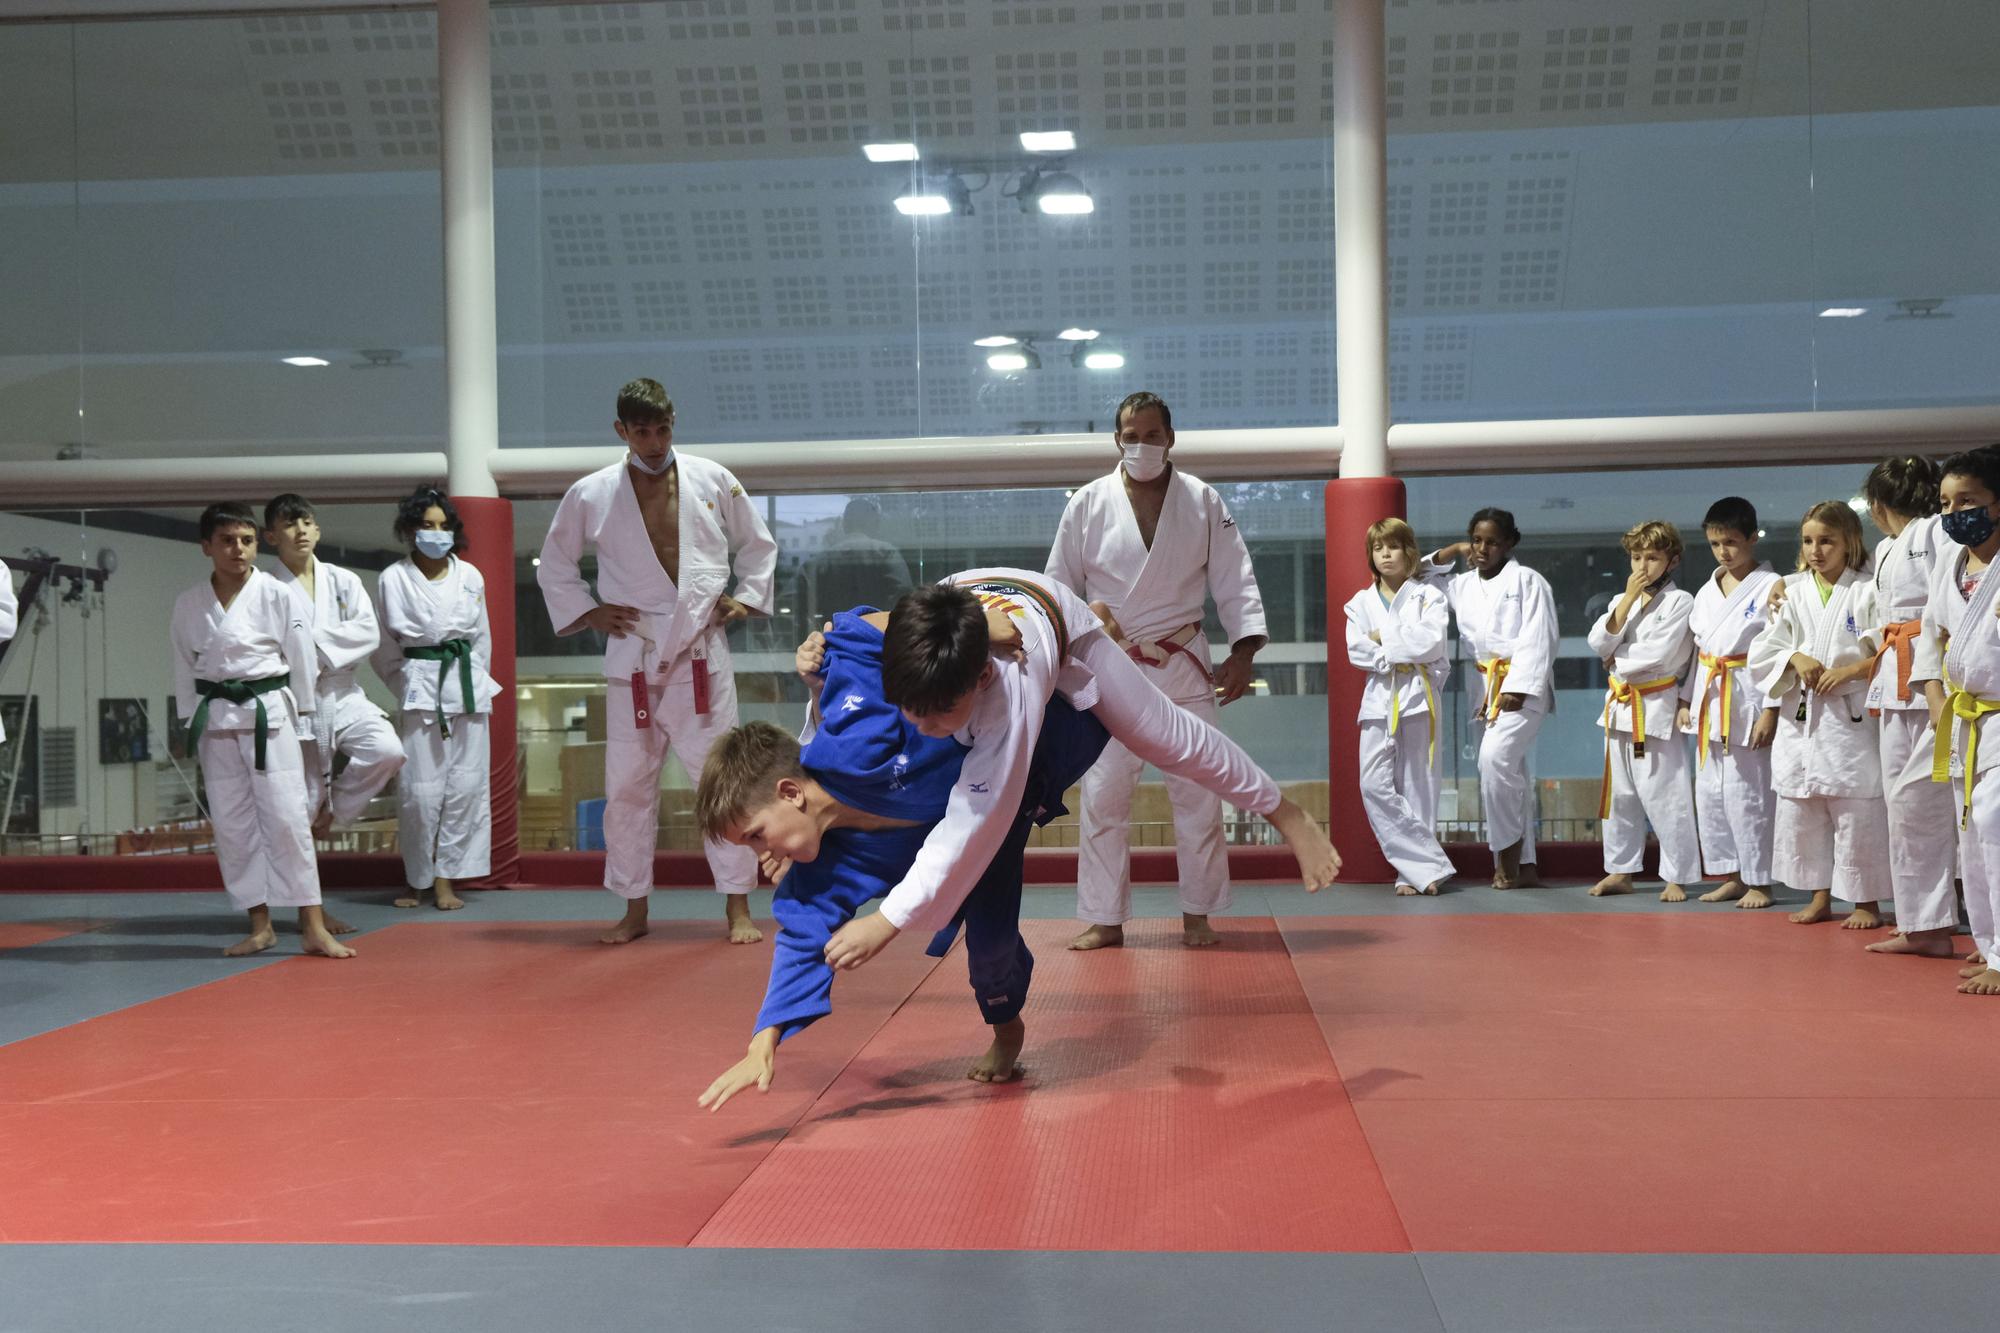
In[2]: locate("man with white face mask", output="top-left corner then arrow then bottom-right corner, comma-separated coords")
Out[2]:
1046,391 -> 1269,949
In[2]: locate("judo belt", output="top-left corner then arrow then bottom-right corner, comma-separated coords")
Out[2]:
965,577 -> 1070,662
1695,651 -> 1747,766
189,673 -> 291,772
1388,663 -> 1440,765
1122,620 -> 1210,681
1475,656 -> 1511,722
1871,618 -> 1925,713
1932,671 -> 2000,829
403,638 -> 475,738
1598,673 -> 1679,820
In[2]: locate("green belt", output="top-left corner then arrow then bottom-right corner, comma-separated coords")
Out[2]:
189,673 -> 291,772
404,638 -> 475,737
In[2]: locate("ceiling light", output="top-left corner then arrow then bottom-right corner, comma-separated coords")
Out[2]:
1818,307 -> 1867,318
987,344 -> 1042,372
863,142 -> 920,162
894,194 -> 951,216
1020,130 -> 1076,153
1082,352 -> 1125,370
1035,171 -> 1094,214
282,356 -> 330,367
973,334 -> 1020,348
1057,327 -> 1099,341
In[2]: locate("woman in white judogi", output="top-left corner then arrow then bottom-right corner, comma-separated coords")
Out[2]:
1683,498 -> 1781,907
1747,501 -> 1888,927
172,502 -> 351,959
1045,407 -> 1267,946
1423,507 -> 1559,889
1586,520 -> 1700,900
1343,518 -> 1454,895
264,494 -> 406,834
1854,458 -> 1960,956
1914,450 -> 2000,992
537,379 -> 777,945
375,486 -> 500,910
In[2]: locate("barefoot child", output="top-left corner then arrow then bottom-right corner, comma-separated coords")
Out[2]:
696,611 -> 1109,1108
1343,518 -> 1454,895
1913,447 -> 2000,993
1685,498 -> 1781,909
373,486 -> 499,911
1748,501 -> 1888,928
1586,521 -> 1700,902
171,502 -> 354,959
1422,509 -> 1559,889
1856,457 -> 1959,959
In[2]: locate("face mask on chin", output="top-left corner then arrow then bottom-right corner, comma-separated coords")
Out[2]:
627,446 -> 674,476
413,529 -> 455,560
1121,443 -> 1167,482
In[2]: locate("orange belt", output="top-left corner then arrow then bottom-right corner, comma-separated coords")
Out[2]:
1696,651 -> 1748,767
1476,657 -> 1511,722
1599,673 -> 1681,819
1873,618 -> 1925,711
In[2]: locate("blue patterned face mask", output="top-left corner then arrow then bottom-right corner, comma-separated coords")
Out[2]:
1942,505 -> 1998,547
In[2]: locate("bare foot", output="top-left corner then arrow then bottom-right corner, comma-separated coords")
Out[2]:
1841,903 -> 1885,931
1738,887 -> 1774,910
967,1017 -> 1026,1083
1494,841 -> 1522,890
601,900 -> 650,945
1422,878 -> 1446,895
1515,863 -> 1544,888
1970,951 -> 1987,967
1268,797 -> 1341,890
1183,913 -> 1220,948
393,890 -> 421,908
1789,891 -> 1833,925
1957,967 -> 2000,995
1589,873 -> 1635,897
1866,929 -> 1956,956
433,885 -> 466,911
311,807 -> 334,840
1660,883 -> 1688,903
1068,923 -> 1125,951
1701,878 -> 1748,903
726,894 -> 763,945
301,925 -> 357,959
1491,868 -> 1518,890
1961,960 -> 1991,979
1395,882 -> 1419,896
223,927 -> 277,957
321,910 -> 358,935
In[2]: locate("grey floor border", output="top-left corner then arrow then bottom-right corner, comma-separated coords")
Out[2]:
3,1246 -> 1998,1333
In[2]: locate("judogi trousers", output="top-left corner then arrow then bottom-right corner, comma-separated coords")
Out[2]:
304,684 -> 406,826
1474,701 -> 1542,859
1695,742 -> 1775,886
1881,710 -> 1959,933
1358,716 -> 1454,888
1773,793 -> 1890,903
603,666 -> 757,899
397,712 -> 490,888
201,722 -> 321,911
1602,733 -> 1702,884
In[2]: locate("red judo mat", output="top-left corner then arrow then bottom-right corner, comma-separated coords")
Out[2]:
0,920 -> 98,950
1286,912 -> 2000,1254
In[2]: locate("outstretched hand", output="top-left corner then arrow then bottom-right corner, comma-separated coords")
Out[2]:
698,1030 -> 779,1112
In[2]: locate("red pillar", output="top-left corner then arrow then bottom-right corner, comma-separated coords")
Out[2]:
453,495 -> 520,887
1324,476 -> 1405,884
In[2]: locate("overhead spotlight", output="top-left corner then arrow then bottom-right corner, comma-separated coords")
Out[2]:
1057,327 -> 1100,341
973,334 -> 1021,348
1082,351 -> 1125,370
894,193 -> 952,216
1016,163 -> 1094,215
897,170 -> 974,217
1020,130 -> 1076,153
1818,307 -> 1867,318
987,343 -> 1042,372
863,142 -> 920,162
281,356 -> 330,367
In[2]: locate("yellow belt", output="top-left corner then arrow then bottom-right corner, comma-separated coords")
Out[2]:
1476,656 -> 1511,722
1932,673 -> 2000,829
1696,651 -> 1748,767
1388,663 -> 1440,765
1600,673 -> 1681,820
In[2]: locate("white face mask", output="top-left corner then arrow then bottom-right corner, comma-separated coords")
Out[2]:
413,529 -> 455,559
627,446 -> 674,476
1121,443 -> 1167,482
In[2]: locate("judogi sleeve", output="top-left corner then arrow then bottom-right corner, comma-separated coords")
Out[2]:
1344,592 -> 1387,673
1045,496 -> 1087,594
1379,586 -> 1447,665
1505,571 -> 1560,699
1205,488 -> 1266,645
536,484 -> 599,636
470,567 -> 495,678
277,586 -> 319,719
0,560 -> 16,645
317,569 -> 381,672
1586,606 -> 1625,661
171,594 -> 199,721
718,468 -> 778,614
370,569 -> 409,699
1913,566 -> 1948,688
1749,585 -> 1804,700
757,881 -> 846,1042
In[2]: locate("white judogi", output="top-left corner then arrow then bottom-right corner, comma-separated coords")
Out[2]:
1587,584 -> 1700,884
1423,555 -> 1559,858
374,555 -> 499,889
1916,544 -> 2000,957
877,568 -> 1280,935
537,454 -> 778,900
170,568 -> 320,912
1866,517 -> 1958,933
1343,579 -> 1454,889
0,558 -> 14,742
275,557 -> 405,826
1046,466 -> 1265,925
1749,568 -> 1889,901
1684,562 -> 1780,885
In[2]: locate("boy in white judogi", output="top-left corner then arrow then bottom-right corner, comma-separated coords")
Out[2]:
1423,507 -> 1559,889
1748,501 -> 1888,928
1343,518 -> 1454,895
171,502 -> 352,960
264,494 -> 406,838
1045,390 -> 1267,949
375,487 -> 501,911
1684,497 -> 1782,909
1586,520 -> 1700,901
1854,458 -> 1960,958
1914,448 -> 2000,993
538,378 -> 779,946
